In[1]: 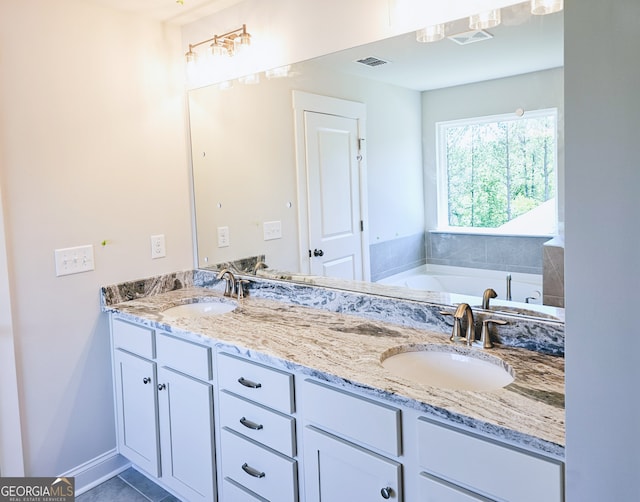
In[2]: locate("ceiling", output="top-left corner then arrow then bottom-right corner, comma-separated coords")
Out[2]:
306,3 -> 563,91
81,0 -> 243,24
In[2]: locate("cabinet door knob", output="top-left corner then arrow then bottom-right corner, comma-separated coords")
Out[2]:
238,377 -> 262,389
313,248 -> 324,257
241,463 -> 265,478
380,486 -> 393,499
142,377 -> 151,384
157,383 -> 166,391
240,417 -> 264,430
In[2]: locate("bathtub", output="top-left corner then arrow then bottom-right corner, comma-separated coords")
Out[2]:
378,265 -> 543,305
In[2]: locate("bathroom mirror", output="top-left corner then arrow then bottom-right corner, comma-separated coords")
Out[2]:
188,3 -> 564,321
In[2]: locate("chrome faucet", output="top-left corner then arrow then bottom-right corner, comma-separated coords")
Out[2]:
453,303 -> 475,346
481,288 -> 498,309
253,261 -> 268,274
216,269 -> 236,297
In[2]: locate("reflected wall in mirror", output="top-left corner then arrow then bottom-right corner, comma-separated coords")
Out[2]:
188,2 -> 564,317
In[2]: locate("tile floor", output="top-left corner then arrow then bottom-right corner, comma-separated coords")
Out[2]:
77,467 -> 180,502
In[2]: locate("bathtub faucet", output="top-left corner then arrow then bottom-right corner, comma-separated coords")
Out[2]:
482,288 -> 498,309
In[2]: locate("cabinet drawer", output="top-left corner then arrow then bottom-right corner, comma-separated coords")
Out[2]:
217,353 -> 294,414
112,319 -> 154,358
156,333 -> 211,381
222,477 -> 268,502
419,472 -> 492,501
417,417 -> 564,502
219,390 -> 296,457
302,379 -> 401,457
220,427 -> 298,502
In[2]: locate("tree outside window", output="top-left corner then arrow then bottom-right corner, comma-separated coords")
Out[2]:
437,109 -> 557,234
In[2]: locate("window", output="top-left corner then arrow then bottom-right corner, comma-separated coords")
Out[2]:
436,109 -> 557,235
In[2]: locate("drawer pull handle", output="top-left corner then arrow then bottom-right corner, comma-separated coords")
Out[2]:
238,377 -> 262,389
380,486 -> 393,499
142,377 -> 151,384
241,463 -> 265,478
240,417 -> 264,430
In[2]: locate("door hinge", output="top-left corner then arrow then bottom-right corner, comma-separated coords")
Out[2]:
360,220 -> 364,232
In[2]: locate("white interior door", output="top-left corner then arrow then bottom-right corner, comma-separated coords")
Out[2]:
304,111 -> 363,280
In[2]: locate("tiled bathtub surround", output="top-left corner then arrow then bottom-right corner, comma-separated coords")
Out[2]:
101,269 -> 565,356
370,232 -> 426,282
427,232 -> 552,275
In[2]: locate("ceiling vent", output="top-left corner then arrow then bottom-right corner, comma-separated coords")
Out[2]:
447,29 -> 493,46
354,56 -> 390,68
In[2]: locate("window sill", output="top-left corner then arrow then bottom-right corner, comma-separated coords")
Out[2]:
430,228 -> 557,239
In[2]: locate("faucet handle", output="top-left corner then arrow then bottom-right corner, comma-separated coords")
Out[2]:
475,319 -> 508,349
236,279 -> 250,300
440,311 -> 460,342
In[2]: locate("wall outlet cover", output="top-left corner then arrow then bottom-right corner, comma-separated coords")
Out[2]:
150,234 -> 166,259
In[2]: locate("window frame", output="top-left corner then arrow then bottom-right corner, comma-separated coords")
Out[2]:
435,108 -> 559,236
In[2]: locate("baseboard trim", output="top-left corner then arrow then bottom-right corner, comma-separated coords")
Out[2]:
60,449 -> 131,496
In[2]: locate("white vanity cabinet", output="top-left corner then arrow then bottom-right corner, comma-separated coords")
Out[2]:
216,352 -> 298,502
416,417 -> 564,502
111,318 -> 216,502
301,379 -> 403,501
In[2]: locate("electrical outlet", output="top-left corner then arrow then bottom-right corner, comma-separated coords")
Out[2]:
150,234 -> 166,259
263,220 -> 282,240
217,226 -> 230,247
54,245 -> 95,277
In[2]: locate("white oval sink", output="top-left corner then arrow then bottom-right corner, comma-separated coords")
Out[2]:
381,345 -> 514,392
161,299 -> 237,318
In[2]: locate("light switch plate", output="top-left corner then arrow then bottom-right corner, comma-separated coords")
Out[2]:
263,221 -> 282,240
217,226 -> 230,247
54,245 -> 95,276
150,234 -> 166,259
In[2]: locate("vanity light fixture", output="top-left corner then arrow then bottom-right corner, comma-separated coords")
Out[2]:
469,9 -> 501,30
184,24 -> 252,63
416,24 -> 445,43
531,0 -> 563,15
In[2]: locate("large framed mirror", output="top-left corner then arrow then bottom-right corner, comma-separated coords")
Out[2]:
187,2 -> 564,321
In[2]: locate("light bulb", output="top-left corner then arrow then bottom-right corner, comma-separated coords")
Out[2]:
416,24 -> 445,43
531,0 -> 563,15
469,9 -> 501,30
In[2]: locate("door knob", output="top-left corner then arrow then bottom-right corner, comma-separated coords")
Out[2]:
313,249 -> 324,257
380,486 -> 393,499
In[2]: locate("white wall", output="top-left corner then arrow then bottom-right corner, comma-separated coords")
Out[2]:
0,0 -> 193,475
564,0 -> 640,500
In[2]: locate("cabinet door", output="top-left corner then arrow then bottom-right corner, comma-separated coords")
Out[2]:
304,425 -> 402,502
113,349 -> 160,476
157,367 -> 215,502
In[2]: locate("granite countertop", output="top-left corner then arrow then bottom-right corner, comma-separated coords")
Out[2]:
105,287 -> 565,458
